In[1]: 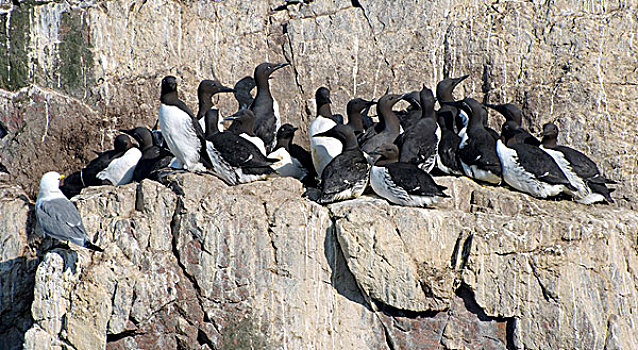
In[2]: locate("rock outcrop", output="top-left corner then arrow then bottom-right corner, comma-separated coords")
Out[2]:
1,172 -> 635,349
0,0 -> 635,207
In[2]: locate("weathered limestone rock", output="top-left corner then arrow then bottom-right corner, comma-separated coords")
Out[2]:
0,0 -> 635,208
0,185 -> 37,349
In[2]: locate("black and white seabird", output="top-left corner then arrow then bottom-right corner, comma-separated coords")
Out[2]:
96,141 -> 142,186
36,172 -> 103,251
224,109 -> 267,155
60,134 -> 135,197
315,124 -> 370,204
197,79 -> 235,132
436,74 -> 469,133
310,87 -> 343,177
444,98 -> 502,184
435,112 -> 463,176
369,144 -> 449,207
121,127 -> 173,181
233,76 -> 256,112
497,121 -> 574,198
268,124 -> 314,182
540,122 -> 615,204
359,93 -> 404,155
203,108 -> 276,185
346,97 -> 376,135
249,62 -> 290,152
486,103 -> 540,146
396,86 -> 440,173
158,76 -> 212,172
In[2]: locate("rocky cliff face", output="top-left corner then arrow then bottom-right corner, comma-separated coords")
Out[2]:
0,0 -> 636,205
1,173 -> 637,349
1,0 -> 638,349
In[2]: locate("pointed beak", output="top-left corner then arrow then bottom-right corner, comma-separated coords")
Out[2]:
292,127 -> 299,132
366,99 -> 377,106
59,174 -> 65,180
453,74 -> 470,85
219,86 -> 235,93
224,116 -> 239,121
274,62 -> 290,70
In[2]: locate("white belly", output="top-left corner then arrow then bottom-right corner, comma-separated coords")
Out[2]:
497,140 -> 565,198
309,116 -> 341,176
540,146 -> 591,201
241,133 -> 267,155
97,148 -> 142,185
267,148 -> 308,180
159,104 -> 203,171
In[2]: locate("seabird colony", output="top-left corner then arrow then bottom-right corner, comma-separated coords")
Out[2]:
39,62 -> 615,251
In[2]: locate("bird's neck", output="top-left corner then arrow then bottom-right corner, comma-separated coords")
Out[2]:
347,110 -> 363,132
378,105 -> 400,133
318,104 -> 333,119
198,95 -> 214,119
542,136 -> 557,148
254,79 -> 272,101
38,188 -> 66,202
161,91 -> 179,105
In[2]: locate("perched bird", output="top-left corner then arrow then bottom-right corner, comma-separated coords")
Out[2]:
197,79 -> 235,132
60,134 -> 135,197
225,109 -> 267,155
158,75 -> 212,172
268,124 -> 311,182
369,144 -> 449,207
96,142 -> 142,186
486,103 -> 540,146
397,85 -> 440,173
250,62 -> 290,152
121,127 -> 173,182
540,122 -> 615,204
436,74 -> 469,133
395,90 -> 422,131
310,87 -> 343,176
444,98 -> 502,184
496,121 -> 574,198
435,112 -> 463,176
359,93 -> 404,155
346,97 -> 376,135
36,172 -> 103,251
315,124 -> 370,204
233,76 -> 256,112
203,108 -> 277,185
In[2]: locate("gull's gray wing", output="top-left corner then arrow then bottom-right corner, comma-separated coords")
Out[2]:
36,198 -> 89,247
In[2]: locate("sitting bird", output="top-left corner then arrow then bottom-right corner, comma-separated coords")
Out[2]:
370,144 -> 449,207
36,171 -> 103,251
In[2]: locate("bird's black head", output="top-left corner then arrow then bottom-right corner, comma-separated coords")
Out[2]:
401,91 -> 421,109
277,123 -> 298,137
316,87 -> 331,106
224,109 -> 256,130
121,127 -> 153,150
113,134 -> 134,153
161,76 -> 178,96
198,79 -> 234,98
347,98 -> 375,114
314,124 -> 358,150
486,103 -> 523,126
254,62 -> 290,81
234,76 -> 256,92
500,120 -> 521,144
541,122 -> 559,138
436,74 -> 469,102
378,93 -> 406,110
419,85 -> 436,112
370,143 -> 400,166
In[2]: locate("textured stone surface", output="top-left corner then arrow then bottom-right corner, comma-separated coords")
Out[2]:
10,173 -> 636,349
0,185 -> 37,349
0,0 -> 635,208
